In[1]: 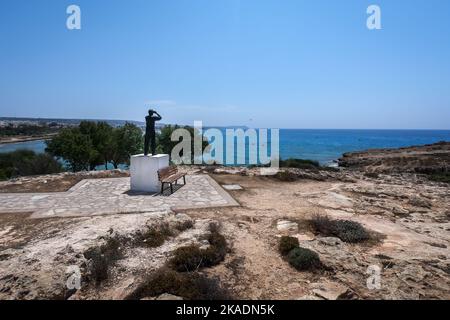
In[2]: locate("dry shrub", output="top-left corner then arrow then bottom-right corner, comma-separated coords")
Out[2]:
84,235 -> 124,283
135,223 -> 173,248
175,219 -> 194,232
170,224 -> 227,272
127,267 -> 230,300
310,215 -> 370,243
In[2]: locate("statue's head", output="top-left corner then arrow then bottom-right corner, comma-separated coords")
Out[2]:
148,109 -> 155,115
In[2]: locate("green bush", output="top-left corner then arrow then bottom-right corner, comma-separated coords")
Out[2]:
127,268 -> 230,300
332,220 -> 370,243
287,247 -> 322,271
279,236 -> 299,256
310,215 -> 370,243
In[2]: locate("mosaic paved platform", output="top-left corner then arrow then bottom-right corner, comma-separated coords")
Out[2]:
0,175 -> 238,218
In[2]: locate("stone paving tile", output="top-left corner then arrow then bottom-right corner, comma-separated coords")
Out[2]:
222,184 -> 244,191
0,175 -> 238,218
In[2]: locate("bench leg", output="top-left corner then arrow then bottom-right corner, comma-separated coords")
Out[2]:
183,176 -> 186,185
160,182 -> 164,194
170,183 -> 173,194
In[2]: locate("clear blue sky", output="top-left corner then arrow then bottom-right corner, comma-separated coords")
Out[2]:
1,0 -> 450,129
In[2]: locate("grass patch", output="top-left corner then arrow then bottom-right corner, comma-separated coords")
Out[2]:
287,247 -> 322,271
126,267 -> 230,300
279,236 -> 299,256
84,235 -> 124,284
169,223 -> 227,272
310,215 -> 371,243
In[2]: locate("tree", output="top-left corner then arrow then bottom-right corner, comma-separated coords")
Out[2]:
79,121 -> 115,170
0,150 -> 62,180
46,121 -> 143,172
46,127 -> 99,172
110,123 -> 143,169
156,125 -> 210,163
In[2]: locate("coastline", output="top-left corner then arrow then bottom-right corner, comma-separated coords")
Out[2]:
1,131 -> 450,168
0,134 -> 56,146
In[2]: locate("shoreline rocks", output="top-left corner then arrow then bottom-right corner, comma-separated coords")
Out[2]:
338,141 -> 450,174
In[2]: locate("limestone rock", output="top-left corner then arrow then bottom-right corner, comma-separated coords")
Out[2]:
298,295 -> 324,300
156,293 -> 183,300
310,280 -> 353,300
295,233 -> 315,241
392,206 -> 410,216
318,237 -> 343,246
277,220 -> 299,235
408,196 -> 432,209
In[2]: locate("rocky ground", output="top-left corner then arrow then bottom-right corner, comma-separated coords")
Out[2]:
0,145 -> 449,300
338,141 -> 450,174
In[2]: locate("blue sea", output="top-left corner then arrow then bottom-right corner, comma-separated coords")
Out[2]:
278,129 -> 450,165
1,130 -> 450,166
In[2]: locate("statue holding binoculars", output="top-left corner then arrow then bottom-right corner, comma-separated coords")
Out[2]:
144,109 -> 162,156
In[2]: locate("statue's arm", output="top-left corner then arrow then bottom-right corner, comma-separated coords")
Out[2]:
154,112 -> 162,121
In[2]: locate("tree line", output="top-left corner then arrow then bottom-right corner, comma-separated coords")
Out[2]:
0,121 -> 210,180
46,121 -> 143,172
0,123 -> 60,137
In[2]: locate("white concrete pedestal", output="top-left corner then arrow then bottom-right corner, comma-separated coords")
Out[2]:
130,154 -> 170,193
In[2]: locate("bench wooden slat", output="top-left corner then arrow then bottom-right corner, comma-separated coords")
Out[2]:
157,165 -> 187,194
161,172 -> 185,183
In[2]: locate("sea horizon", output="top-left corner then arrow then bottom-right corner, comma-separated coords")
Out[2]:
2,116 -> 450,131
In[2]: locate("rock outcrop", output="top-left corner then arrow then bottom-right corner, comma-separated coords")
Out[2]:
338,141 -> 450,174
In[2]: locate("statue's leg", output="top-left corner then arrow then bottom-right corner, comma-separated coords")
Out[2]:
144,134 -> 149,155
151,133 -> 156,155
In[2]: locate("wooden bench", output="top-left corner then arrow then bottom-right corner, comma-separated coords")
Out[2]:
157,166 -> 186,194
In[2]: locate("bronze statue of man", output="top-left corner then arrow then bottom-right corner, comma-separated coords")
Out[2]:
144,109 -> 162,156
